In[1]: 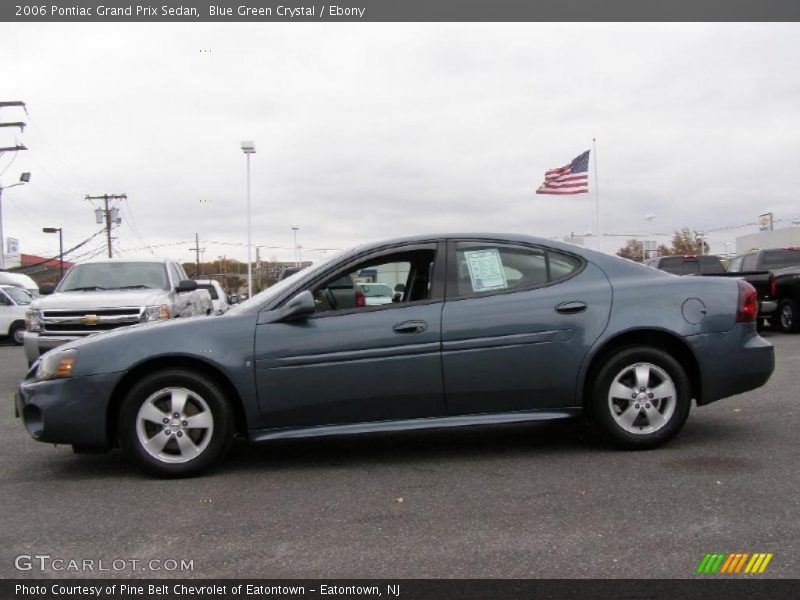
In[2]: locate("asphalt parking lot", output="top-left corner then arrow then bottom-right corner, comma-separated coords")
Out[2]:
1,332 -> 798,579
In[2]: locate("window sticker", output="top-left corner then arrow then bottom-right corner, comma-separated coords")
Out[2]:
464,248 -> 507,292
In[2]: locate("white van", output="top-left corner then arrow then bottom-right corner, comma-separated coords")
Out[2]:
0,284 -> 33,345
0,272 -> 39,297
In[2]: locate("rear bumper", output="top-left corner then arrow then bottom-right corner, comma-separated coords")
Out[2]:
686,323 -> 774,405
16,371 -> 123,448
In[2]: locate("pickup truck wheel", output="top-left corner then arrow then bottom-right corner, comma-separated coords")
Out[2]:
778,299 -> 799,333
118,369 -> 234,478
10,323 -> 25,346
591,347 -> 691,449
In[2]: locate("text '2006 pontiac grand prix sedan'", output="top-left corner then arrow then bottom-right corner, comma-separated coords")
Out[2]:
16,234 -> 774,477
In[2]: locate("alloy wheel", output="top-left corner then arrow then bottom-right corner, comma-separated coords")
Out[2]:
607,362 -> 676,435
135,387 -> 214,464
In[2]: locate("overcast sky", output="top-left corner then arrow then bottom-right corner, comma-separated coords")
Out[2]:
1,23 -> 799,265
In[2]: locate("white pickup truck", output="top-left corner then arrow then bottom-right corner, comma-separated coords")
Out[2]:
24,257 -> 212,365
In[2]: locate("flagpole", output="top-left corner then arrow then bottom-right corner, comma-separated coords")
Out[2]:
593,137 -> 601,251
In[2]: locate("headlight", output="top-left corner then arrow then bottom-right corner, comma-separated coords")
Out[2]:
25,309 -> 43,332
36,348 -> 78,381
141,304 -> 170,322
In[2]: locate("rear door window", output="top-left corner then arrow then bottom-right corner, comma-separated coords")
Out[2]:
453,243 -> 582,297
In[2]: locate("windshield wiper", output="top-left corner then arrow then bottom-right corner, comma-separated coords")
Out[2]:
113,285 -> 153,290
67,286 -> 106,291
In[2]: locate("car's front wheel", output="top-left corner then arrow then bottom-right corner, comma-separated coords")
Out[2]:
118,369 -> 234,477
591,347 -> 691,449
10,322 -> 25,346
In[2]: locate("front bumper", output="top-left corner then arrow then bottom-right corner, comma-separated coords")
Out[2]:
686,323 -> 774,406
16,371 -> 124,448
23,332 -> 80,365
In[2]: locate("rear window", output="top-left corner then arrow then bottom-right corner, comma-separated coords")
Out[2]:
699,256 -> 725,274
657,257 -> 685,275
762,250 -> 800,269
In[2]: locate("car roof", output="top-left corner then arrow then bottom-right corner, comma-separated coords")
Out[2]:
351,232 -> 593,255
80,257 -> 170,264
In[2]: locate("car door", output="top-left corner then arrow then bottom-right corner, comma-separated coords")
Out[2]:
441,239 -> 612,415
169,262 -> 193,317
254,242 -> 447,429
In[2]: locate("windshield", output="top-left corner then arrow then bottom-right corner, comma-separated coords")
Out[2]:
227,251 -> 346,315
3,286 -> 33,305
59,262 -> 169,292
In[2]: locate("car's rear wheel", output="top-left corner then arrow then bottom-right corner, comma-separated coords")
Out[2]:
118,369 -> 234,477
592,347 -> 691,449
778,299 -> 799,333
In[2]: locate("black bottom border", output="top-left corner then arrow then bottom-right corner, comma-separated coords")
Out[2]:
4,579 -> 800,600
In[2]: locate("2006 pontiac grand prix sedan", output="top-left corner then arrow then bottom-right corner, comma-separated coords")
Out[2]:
16,234 -> 774,477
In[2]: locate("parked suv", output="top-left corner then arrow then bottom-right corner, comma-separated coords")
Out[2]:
646,255 -> 725,276
24,257 -> 212,364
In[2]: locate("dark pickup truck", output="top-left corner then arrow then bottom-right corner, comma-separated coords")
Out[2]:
724,248 -> 800,332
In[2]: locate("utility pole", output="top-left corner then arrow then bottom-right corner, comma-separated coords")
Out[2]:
85,194 -> 126,258
191,233 -> 205,276
0,101 -> 28,269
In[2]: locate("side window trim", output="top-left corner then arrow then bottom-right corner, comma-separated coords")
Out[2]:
273,241 -> 446,317
445,239 -> 586,301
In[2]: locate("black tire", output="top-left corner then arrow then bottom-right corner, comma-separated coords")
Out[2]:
118,368 -> 234,478
9,322 -> 25,346
777,299 -> 799,333
591,346 -> 691,450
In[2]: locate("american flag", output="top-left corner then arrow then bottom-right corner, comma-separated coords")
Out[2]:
536,150 -> 590,195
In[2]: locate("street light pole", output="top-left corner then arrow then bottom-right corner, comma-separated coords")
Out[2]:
240,141 -> 256,298
0,172 -> 31,270
42,227 -> 64,281
291,225 -> 299,267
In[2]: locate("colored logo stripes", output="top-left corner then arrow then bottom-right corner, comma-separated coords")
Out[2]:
697,552 -> 773,574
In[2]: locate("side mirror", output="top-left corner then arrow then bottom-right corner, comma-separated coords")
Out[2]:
175,279 -> 198,293
279,290 -> 316,321
39,283 -> 56,296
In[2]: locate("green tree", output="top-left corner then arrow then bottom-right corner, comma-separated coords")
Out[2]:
667,227 -> 709,255
616,239 -> 645,262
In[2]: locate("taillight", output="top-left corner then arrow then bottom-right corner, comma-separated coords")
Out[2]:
736,280 -> 758,323
355,289 -> 366,308
769,274 -> 777,297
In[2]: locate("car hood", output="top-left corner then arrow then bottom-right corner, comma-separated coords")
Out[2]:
31,289 -> 169,310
